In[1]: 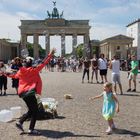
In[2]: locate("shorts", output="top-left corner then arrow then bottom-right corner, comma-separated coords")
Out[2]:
100,69 -> 107,76
112,73 -> 121,84
128,73 -> 137,81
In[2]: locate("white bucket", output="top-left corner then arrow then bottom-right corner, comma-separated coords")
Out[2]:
10,106 -> 21,118
0,110 -> 13,122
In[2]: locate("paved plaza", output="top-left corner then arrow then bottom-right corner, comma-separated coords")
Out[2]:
0,69 -> 140,140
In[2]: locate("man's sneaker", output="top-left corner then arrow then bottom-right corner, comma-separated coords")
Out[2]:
132,89 -> 136,92
127,88 -> 131,92
16,122 -> 24,132
28,129 -> 41,135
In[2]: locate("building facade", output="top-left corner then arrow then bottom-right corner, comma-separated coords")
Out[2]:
0,39 -> 19,62
126,19 -> 140,59
100,34 -> 133,60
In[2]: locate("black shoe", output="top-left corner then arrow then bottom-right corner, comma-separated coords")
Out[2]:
132,89 -> 136,92
127,88 -> 131,92
16,122 -> 24,132
3,92 -> 6,96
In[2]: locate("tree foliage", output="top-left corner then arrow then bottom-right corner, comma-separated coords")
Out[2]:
76,43 -> 84,58
27,43 -> 46,58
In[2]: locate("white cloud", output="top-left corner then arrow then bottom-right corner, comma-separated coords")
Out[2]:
97,6 -> 128,15
1,0 -> 46,12
16,12 -> 37,20
129,0 -> 140,9
0,12 -> 20,40
0,11 -> 36,41
90,23 -> 126,40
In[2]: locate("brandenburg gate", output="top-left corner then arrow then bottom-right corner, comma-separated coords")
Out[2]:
19,2 -> 91,59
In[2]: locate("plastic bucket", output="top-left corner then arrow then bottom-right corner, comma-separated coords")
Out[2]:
0,110 -> 13,122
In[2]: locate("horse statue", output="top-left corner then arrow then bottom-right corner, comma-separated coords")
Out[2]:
52,7 -> 59,18
60,11 -> 63,18
47,10 -> 51,18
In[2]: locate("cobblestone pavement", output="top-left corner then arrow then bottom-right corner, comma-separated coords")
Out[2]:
0,69 -> 140,140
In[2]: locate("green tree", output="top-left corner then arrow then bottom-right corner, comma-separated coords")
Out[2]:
27,43 -> 33,57
76,43 -> 83,58
27,43 -> 46,58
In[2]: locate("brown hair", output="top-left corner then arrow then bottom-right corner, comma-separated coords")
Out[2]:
14,57 -> 21,61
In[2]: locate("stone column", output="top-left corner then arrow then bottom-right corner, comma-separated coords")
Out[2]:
33,34 -> 39,59
83,34 -> 90,58
21,34 -> 27,49
130,42 -> 133,54
61,34 -> 65,57
45,33 -> 50,56
72,34 -> 77,57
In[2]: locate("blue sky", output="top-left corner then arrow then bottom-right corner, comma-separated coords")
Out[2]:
0,0 -> 140,55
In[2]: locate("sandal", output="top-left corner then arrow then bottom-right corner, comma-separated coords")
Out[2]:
28,129 -> 41,135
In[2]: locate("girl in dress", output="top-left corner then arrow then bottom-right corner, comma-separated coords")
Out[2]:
89,82 -> 119,134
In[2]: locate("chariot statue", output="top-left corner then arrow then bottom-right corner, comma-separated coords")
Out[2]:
46,1 -> 64,19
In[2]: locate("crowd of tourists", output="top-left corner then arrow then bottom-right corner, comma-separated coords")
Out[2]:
0,51 -> 139,135
0,53 -> 139,95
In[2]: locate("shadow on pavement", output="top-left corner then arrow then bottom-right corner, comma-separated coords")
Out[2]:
6,93 -> 18,96
120,93 -> 140,96
55,116 -> 66,119
113,128 -> 140,137
28,115 -> 66,121
37,129 -> 100,139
